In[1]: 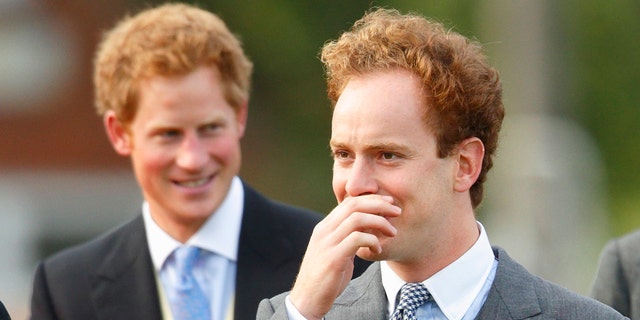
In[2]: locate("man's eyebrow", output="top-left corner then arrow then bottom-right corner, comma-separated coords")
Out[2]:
329,140 -> 408,151
365,142 -> 408,151
329,140 -> 346,149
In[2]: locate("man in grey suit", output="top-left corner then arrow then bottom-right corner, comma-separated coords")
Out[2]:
591,229 -> 640,319
257,8 -> 626,320
29,4 -> 369,320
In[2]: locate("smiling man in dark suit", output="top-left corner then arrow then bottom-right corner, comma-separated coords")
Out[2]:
28,4 -> 372,320
258,8 -> 626,320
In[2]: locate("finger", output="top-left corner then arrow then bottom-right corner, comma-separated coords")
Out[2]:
323,195 -> 401,227
340,230 -> 384,255
337,211 -> 397,238
310,210 -> 396,256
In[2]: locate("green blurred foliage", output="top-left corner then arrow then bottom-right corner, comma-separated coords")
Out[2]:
133,1 -> 640,235
559,1 -> 640,235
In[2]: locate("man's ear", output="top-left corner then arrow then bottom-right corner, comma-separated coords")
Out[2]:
236,100 -> 248,138
103,111 -> 132,156
453,137 -> 484,192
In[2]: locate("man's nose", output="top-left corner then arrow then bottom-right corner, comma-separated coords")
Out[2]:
344,158 -> 378,196
175,134 -> 208,170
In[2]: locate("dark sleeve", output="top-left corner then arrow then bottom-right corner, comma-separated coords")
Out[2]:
30,262 -> 58,320
0,299 -> 10,320
590,239 -> 631,317
353,256 -> 372,279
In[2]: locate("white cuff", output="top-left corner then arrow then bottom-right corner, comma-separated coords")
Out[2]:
285,294 -> 324,320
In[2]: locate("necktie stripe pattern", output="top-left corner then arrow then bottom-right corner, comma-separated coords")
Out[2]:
390,282 -> 431,320
171,246 -> 211,320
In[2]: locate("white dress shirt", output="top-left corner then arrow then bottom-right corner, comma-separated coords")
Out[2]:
144,176 -> 245,320
382,222 -> 497,320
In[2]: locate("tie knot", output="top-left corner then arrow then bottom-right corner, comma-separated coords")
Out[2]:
397,282 -> 430,311
174,245 -> 201,275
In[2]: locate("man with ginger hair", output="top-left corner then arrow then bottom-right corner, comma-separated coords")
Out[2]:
257,8 -> 625,320
29,4 -> 372,320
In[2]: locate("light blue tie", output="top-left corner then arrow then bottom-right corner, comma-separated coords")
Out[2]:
170,246 -> 211,320
390,283 -> 431,320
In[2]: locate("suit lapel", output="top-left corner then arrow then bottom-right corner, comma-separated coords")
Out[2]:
475,247 -> 542,320
234,184 -> 299,319
329,262 -> 387,319
89,215 -> 163,320
328,249 -> 543,320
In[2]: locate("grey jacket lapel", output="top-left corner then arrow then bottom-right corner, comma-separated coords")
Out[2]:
328,262 -> 387,319
89,215 -> 163,320
475,247 -> 541,320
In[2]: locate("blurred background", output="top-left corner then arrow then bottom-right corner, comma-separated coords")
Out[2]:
1,0 -> 639,318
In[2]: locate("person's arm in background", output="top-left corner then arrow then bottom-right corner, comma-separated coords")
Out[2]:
590,239 -> 631,317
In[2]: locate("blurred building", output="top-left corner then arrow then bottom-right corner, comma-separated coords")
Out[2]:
0,1 -> 137,318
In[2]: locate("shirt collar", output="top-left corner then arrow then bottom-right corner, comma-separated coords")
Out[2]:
143,176 -> 245,271
381,222 -> 494,320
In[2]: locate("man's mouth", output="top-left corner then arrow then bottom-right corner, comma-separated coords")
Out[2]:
175,176 -> 212,188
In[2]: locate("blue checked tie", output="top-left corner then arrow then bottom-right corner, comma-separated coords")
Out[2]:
390,283 -> 431,320
170,246 -> 211,320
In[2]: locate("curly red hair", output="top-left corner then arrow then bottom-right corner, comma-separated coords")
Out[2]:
321,8 -> 504,208
93,3 -> 253,125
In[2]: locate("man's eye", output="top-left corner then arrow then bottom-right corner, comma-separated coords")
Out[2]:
381,152 -> 396,160
333,151 -> 349,159
160,130 -> 180,138
201,123 -> 222,135
204,124 -> 220,131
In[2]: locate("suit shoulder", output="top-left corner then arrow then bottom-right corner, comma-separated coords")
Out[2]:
39,216 -> 142,274
597,229 -> 640,280
534,275 -> 626,318
616,229 -> 640,245
488,247 -> 626,319
606,229 -> 640,257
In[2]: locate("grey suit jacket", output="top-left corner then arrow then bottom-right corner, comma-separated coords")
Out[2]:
30,183 -> 331,320
258,247 -> 626,319
590,230 -> 640,319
